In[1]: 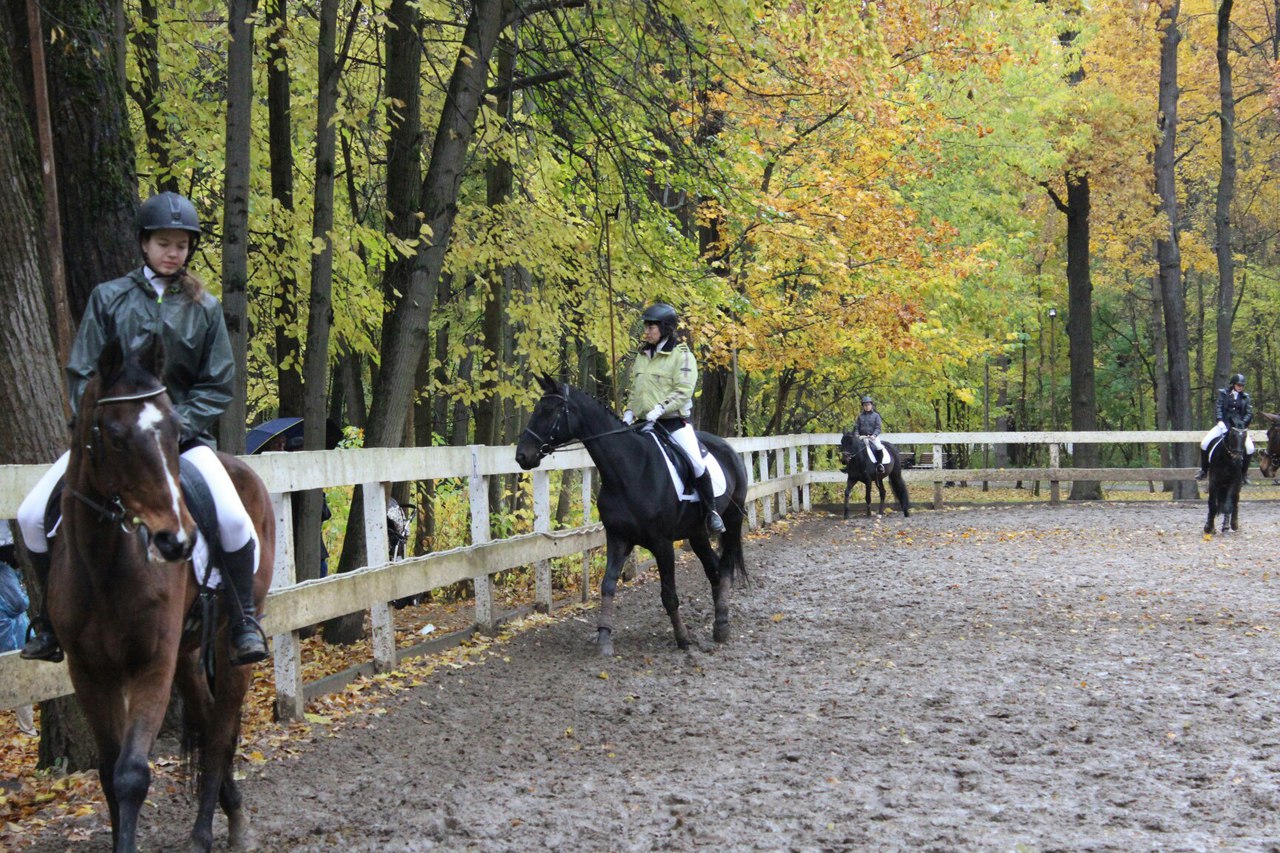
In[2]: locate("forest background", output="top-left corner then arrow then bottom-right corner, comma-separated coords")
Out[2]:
2,0 -> 1278,764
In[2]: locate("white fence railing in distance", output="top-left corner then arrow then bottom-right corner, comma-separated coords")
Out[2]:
0,429 -> 1243,717
0,436 -> 811,719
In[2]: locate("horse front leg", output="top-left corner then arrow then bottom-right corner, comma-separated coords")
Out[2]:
876,478 -> 887,515
651,539 -> 690,650
597,531 -> 634,657
111,673 -> 173,853
843,475 -> 853,519
1205,490 -> 1218,535
687,533 -> 729,643
864,480 -> 873,518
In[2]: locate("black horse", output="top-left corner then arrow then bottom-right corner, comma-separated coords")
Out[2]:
1203,426 -> 1248,535
839,433 -> 911,519
515,376 -> 748,657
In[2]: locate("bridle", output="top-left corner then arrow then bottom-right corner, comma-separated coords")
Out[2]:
75,383 -> 169,531
520,386 -> 636,459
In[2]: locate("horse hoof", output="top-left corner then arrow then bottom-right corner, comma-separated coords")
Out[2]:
226,808 -> 255,850
713,623 -> 730,643
595,628 -> 614,657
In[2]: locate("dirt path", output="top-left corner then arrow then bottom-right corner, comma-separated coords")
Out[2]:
27,502 -> 1280,851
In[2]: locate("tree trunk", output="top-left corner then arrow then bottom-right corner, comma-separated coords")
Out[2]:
302,0 -> 339,601
219,0 -> 257,454
266,0 -> 304,417
126,0 -> 176,192
1063,173 -> 1101,500
1213,0 -> 1236,391
1155,0 -> 1195,499
43,0 -> 138,320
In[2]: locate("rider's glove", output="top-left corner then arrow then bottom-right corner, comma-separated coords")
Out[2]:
621,410 -> 635,425
1218,420 -> 1227,430
645,405 -> 665,423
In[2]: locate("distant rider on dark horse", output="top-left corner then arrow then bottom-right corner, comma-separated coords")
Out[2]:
17,192 -> 267,666
621,302 -> 725,534
1195,372 -> 1254,486
854,395 -> 887,475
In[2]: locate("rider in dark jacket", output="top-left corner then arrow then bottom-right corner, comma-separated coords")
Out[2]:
854,395 -> 886,474
1195,372 -> 1255,485
17,192 -> 266,666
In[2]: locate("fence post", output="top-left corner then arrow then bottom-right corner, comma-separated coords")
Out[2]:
532,469 -> 552,613
744,451 -> 758,531
580,467 -> 593,603
1049,443 -> 1061,505
759,450 -> 774,525
469,446 -> 495,632
269,492 -> 304,721
933,443 -> 944,509
777,445 -> 789,517
362,481 -> 396,673
801,444 -> 811,511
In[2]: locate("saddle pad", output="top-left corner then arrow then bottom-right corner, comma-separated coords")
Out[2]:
648,433 -> 727,503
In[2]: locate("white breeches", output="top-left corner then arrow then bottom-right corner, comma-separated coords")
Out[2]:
17,445 -> 256,555
1201,422 -> 1254,453
862,435 -> 885,461
667,422 -> 707,478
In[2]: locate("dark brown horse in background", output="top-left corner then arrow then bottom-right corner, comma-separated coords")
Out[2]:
48,337 -> 274,852
1257,412 -> 1280,480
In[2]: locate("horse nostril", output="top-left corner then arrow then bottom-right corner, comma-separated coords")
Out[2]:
153,531 -> 191,562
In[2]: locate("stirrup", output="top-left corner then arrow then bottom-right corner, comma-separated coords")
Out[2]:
228,618 -> 268,666
1194,469 -> 1207,480
705,511 -> 725,534
20,620 -> 64,663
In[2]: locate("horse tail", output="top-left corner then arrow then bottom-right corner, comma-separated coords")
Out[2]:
889,466 -> 911,517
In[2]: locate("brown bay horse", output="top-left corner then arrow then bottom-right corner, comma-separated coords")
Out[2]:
1258,412 -> 1280,480
47,336 -> 274,852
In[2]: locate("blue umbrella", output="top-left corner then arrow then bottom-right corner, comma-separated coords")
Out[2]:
246,417 -> 305,455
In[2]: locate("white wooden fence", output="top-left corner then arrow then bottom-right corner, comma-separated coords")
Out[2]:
0,428 -> 1247,718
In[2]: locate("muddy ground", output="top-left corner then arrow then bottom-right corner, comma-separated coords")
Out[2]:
26,501 -> 1280,851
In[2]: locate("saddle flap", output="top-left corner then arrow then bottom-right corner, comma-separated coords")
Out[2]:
179,458 -> 221,570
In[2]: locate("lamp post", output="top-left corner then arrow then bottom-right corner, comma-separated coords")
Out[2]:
1048,308 -> 1058,432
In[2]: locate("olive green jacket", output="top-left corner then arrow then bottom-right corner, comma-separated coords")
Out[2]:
67,269 -> 234,448
626,340 -> 698,419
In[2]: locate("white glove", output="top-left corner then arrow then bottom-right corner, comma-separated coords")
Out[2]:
1218,420 -> 1227,430
645,405 -> 665,423
621,410 -> 635,425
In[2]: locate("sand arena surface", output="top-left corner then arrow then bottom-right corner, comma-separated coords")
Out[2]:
26,502 -> 1280,851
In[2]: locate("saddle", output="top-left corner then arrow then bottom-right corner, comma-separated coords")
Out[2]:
647,423 -> 698,497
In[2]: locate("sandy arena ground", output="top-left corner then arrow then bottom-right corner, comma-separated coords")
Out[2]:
24,500 -> 1280,851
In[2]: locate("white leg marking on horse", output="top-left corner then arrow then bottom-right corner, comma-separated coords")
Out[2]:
139,402 -> 187,540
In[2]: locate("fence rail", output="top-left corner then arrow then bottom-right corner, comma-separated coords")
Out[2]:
0,428 -> 1252,716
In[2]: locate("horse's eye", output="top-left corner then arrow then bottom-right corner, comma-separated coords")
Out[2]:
105,422 -> 130,450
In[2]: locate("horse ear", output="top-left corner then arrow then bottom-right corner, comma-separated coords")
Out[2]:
97,337 -> 125,380
1262,412 -> 1280,426
539,374 -> 557,393
137,334 -> 166,380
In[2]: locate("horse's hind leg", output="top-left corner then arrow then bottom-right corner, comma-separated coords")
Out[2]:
843,477 -> 853,519
652,539 -> 690,650
688,533 -> 729,643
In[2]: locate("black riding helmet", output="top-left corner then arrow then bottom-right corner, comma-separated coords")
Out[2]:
861,395 -> 874,406
136,192 -> 202,264
1230,373 -> 1245,387
642,302 -> 678,340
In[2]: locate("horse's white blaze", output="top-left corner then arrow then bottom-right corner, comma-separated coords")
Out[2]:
138,402 -> 187,540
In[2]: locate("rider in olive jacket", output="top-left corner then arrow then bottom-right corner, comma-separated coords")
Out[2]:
67,270 -> 234,449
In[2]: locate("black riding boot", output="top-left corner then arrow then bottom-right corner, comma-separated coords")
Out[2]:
20,550 -> 62,662
1194,447 -> 1209,480
1243,452 -> 1253,486
695,471 -> 726,534
222,541 -> 268,666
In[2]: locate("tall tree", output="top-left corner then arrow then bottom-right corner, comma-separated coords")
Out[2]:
1212,0 -> 1237,390
1155,0 -> 1195,498
220,0 -> 258,454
